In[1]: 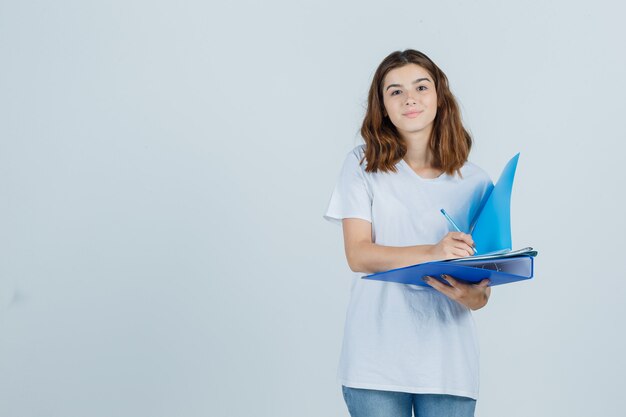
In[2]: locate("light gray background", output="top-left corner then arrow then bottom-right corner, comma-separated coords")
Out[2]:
1,0 -> 625,416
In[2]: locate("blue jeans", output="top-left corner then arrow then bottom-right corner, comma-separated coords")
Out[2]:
342,386 -> 476,417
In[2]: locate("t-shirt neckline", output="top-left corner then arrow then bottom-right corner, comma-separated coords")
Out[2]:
399,159 -> 447,182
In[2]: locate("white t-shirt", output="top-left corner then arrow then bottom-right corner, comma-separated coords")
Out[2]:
324,144 -> 492,400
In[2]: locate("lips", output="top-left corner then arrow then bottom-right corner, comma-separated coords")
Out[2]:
403,110 -> 422,118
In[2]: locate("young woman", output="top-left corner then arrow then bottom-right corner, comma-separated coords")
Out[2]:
324,49 -> 493,417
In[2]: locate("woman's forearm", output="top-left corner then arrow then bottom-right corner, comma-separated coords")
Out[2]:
346,242 -> 436,274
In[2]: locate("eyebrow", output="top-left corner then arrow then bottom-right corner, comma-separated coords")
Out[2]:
385,78 -> 432,92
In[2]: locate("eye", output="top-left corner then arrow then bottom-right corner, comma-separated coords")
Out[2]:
417,85 -> 428,91
391,90 -> 402,96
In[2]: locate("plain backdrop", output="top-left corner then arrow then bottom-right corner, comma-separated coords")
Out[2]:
1,0 -> 625,416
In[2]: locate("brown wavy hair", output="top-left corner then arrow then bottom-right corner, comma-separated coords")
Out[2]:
360,49 -> 472,176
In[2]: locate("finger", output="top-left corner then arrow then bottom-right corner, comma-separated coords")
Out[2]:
449,237 -> 473,251
441,274 -> 460,287
452,242 -> 473,255
477,278 -> 490,288
450,232 -> 474,247
455,239 -> 475,253
442,275 -> 472,290
448,231 -> 468,242
423,276 -> 454,296
452,248 -> 472,258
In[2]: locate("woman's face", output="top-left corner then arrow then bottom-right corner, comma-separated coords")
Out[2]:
381,63 -> 438,139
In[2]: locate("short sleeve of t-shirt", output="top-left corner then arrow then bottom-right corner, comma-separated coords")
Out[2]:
323,146 -> 372,225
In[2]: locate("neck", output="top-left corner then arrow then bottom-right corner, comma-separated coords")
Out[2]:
401,129 -> 434,169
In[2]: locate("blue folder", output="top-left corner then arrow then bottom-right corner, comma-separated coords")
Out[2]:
362,153 -> 537,287
363,255 -> 534,287
470,153 -> 519,254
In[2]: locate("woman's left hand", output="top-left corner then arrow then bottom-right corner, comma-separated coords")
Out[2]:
423,275 -> 491,310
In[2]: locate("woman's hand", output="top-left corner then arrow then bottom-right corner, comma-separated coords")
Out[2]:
429,232 -> 475,260
423,275 -> 491,310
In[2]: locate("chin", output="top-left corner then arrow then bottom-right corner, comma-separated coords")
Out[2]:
402,125 -> 430,134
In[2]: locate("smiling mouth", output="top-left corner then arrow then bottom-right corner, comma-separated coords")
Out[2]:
404,111 -> 422,118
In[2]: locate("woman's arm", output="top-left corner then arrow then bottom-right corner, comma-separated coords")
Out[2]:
343,218 -> 491,310
342,218 -> 475,274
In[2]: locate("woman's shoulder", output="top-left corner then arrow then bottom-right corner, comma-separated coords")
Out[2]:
349,144 -> 366,159
459,160 -> 492,185
341,144 -> 367,168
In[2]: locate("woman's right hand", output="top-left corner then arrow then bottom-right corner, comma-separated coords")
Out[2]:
430,232 -> 475,260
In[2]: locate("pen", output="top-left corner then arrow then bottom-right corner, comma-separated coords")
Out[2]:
439,209 -> 478,254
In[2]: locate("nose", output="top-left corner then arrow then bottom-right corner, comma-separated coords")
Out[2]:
405,92 -> 417,105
